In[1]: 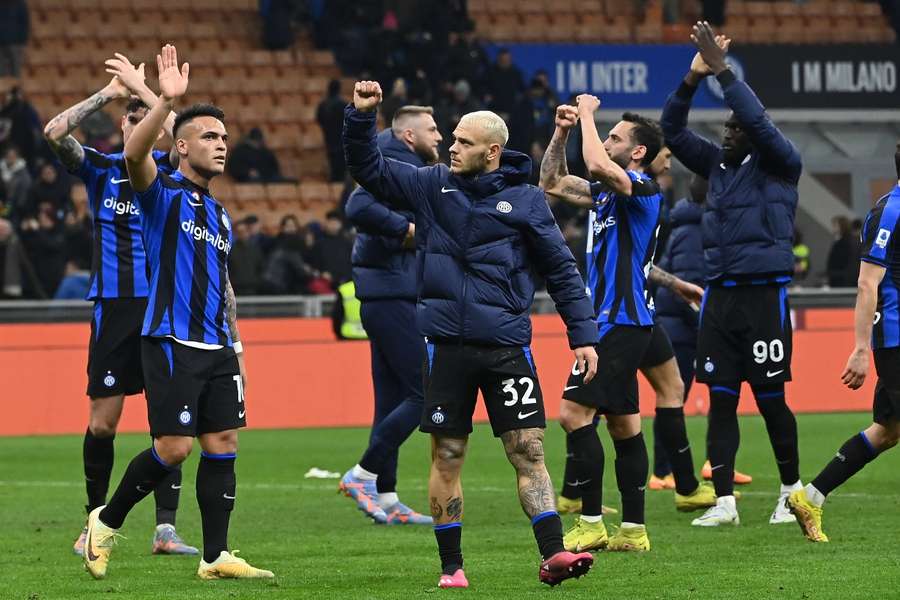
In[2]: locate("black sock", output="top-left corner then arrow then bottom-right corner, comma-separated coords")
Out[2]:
83,428 -> 115,513
566,424 -> 605,516
707,385 -> 741,497
560,432 -> 581,499
613,433 -> 648,525
651,416 -> 672,478
812,432 -> 879,497
531,511 -> 565,559
752,384 -> 800,485
434,523 -> 463,575
100,447 -> 173,529
655,407 -> 699,495
197,452 -> 236,563
154,466 -> 182,527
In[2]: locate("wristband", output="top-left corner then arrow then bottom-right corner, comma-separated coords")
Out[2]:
233,341 -> 244,354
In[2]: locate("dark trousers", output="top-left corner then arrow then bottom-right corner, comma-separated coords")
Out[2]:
359,299 -> 424,492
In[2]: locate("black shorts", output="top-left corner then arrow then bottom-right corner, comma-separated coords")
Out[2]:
562,325 -> 652,415
696,285 -> 793,385
86,298 -> 147,398
873,347 -> 900,425
142,337 -> 246,437
419,341 -> 545,437
639,325 -> 675,370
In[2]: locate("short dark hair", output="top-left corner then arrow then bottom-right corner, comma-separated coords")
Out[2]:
125,98 -> 149,114
173,103 -> 226,138
621,112 -> 663,167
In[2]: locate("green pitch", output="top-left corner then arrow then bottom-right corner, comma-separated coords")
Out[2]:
4,413 -> 900,599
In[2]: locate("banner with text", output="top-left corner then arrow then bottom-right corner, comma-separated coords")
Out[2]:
491,43 -> 899,110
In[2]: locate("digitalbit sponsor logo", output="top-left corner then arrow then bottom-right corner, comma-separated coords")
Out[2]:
181,219 -> 232,252
103,197 -> 140,216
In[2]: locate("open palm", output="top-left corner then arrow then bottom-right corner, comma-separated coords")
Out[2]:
156,44 -> 189,100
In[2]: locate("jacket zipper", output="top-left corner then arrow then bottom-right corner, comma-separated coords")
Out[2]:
459,184 -> 478,345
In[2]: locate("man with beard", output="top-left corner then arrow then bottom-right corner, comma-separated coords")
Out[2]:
661,23 -> 803,527
344,81 -> 597,588
339,106 -> 442,525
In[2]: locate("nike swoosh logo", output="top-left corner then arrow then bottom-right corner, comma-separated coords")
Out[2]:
677,445 -> 691,454
518,410 -> 539,419
710,464 -> 724,471
238,410 -> 246,419
563,385 -> 579,391
223,493 -> 236,500
86,531 -> 100,562
766,369 -> 784,377
136,485 -> 149,493
565,479 -> 591,486
171,484 -> 181,490
441,186 -> 458,193
187,200 -> 204,207
111,177 -> 129,184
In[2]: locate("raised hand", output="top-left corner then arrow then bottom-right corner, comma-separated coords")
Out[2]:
104,53 -> 146,96
690,23 -> 730,76
156,44 -> 189,101
353,80 -> 383,112
575,94 -> 601,116
555,105 -> 579,131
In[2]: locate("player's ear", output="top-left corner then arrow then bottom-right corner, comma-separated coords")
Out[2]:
176,138 -> 189,156
487,142 -> 501,161
632,145 -> 647,164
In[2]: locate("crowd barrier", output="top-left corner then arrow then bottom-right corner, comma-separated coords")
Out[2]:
0,307 -> 873,436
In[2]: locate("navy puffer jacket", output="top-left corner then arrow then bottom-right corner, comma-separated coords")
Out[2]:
343,106 -> 596,348
345,129 -> 418,301
656,198 -> 704,326
661,70 -> 801,285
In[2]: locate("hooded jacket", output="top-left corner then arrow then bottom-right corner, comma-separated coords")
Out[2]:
343,106 -> 596,348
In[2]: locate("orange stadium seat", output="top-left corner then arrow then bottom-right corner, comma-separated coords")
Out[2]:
486,0 -> 517,15
299,182 -> 331,206
266,183 -> 301,207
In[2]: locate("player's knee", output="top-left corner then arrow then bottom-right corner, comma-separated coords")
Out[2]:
503,429 -> 545,469
656,377 -> 685,408
433,437 -> 466,471
200,430 -> 239,455
154,437 -> 193,465
559,401 -> 592,432
88,419 -> 117,438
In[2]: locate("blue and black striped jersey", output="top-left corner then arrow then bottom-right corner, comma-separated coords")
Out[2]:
585,170 -> 662,329
75,147 -> 172,300
861,184 -> 900,349
135,170 -> 233,347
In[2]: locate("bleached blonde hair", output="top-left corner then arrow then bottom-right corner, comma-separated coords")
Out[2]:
459,110 -> 509,147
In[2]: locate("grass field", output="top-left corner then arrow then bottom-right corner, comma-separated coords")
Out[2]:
4,412 -> 900,599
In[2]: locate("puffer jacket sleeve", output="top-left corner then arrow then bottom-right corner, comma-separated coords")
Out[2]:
523,189 -> 597,348
343,105 -> 425,212
661,81 -> 719,179
345,186 -> 410,239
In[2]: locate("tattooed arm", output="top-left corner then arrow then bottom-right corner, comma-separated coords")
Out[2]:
649,265 -> 704,307
501,428 -> 556,518
43,77 -> 130,172
225,278 -> 246,390
540,105 -> 594,208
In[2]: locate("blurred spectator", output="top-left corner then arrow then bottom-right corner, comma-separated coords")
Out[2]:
309,210 -> 354,286
226,127 -> 284,183
80,110 -> 118,154
0,146 -> 31,223
229,218 -> 266,295
0,0 -> 28,77
879,0 -> 900,41
27,163 -> 72,219
444,31 -> 490,94
435,79 -> 480,154
317,79 -> 348,182
826,215 -> 858,287
793,228 -> 810,283
0,217 -> 21,297
486,48 -> 525,119
0,84 -> 41,166
260,0 -> 297,49
529,71 -> 559,145
53,260 -> 91,299
18,202 -> 67,298
261,215 -> 317,294
381,78 -> 408,126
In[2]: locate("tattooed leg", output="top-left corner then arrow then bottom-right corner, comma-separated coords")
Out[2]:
501,428 -> 556,518
429,435 -> 467,524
